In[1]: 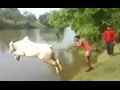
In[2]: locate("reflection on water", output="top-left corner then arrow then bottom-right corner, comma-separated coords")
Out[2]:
0,28 -> 85,81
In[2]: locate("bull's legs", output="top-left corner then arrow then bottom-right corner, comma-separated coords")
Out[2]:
56,58 -> 62,71
49,59 -> 60,74
51,53 -> 62,72
44,59 -> 60,74
15,55 -> 20,61
55,66 -> 59,74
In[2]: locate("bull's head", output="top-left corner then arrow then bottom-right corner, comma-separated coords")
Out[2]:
9,39 -> 17,53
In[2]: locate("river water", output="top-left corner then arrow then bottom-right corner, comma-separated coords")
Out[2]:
0,28 -> 86,81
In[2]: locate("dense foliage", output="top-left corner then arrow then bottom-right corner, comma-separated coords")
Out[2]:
48,8 -> 120,50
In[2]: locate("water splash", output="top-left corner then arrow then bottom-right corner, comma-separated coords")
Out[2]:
55,26 -> 76,49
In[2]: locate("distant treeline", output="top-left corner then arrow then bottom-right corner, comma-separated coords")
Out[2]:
0,8 -> 39,29
39,12 -> 53,28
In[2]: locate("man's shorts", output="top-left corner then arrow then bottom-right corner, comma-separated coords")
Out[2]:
85,51 -> 92,57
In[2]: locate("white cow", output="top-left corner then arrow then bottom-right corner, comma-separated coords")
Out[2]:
9,36 -> 62,74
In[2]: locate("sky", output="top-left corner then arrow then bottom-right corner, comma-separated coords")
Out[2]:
18,8 -> 60,19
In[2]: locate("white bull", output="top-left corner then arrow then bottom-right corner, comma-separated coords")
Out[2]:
9,36 -> 62,74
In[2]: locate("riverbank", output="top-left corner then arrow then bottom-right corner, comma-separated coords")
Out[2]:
70,44 -> 120,81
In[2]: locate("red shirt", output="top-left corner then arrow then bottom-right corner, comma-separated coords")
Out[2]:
104,28 -> 116,42
81,41 -> 93,52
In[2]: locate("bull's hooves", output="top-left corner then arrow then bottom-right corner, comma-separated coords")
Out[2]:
60,69 -> 63,71
16,58 -> 20,61
60,70 -> 63,72
56,72 -> 59,75
61,70 -> 65,73
16,59 -> 19,61
16,58 -> 19,60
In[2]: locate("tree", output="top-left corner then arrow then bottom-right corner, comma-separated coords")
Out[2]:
23,11 -> 37,22
38,12 -> 51,27
48,8 -> 120,44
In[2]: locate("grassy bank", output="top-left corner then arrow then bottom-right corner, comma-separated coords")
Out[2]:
71,44 -> 120,81
59,46 -> 100,80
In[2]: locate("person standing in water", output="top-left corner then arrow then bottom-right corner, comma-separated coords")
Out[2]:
74,35 -> 94,72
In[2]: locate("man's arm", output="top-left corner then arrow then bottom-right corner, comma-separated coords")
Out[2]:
74,40 -> 82,47
79,39 -> 82,46
112,30 -> 117,44
74,44 -> 81,47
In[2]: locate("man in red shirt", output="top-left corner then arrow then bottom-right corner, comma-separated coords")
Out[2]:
103,26 -> 116,55
74,35 -> 94,72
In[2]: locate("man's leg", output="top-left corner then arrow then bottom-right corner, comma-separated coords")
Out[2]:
85,51 -> 93,72
112,42 -> 115,55
109,42 -> 114,55
106,42 -> 111,55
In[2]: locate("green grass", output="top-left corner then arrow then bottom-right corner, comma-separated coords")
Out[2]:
71,44 -> 120,81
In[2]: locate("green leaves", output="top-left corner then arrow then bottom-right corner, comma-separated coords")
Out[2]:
48,8 -> 120,43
